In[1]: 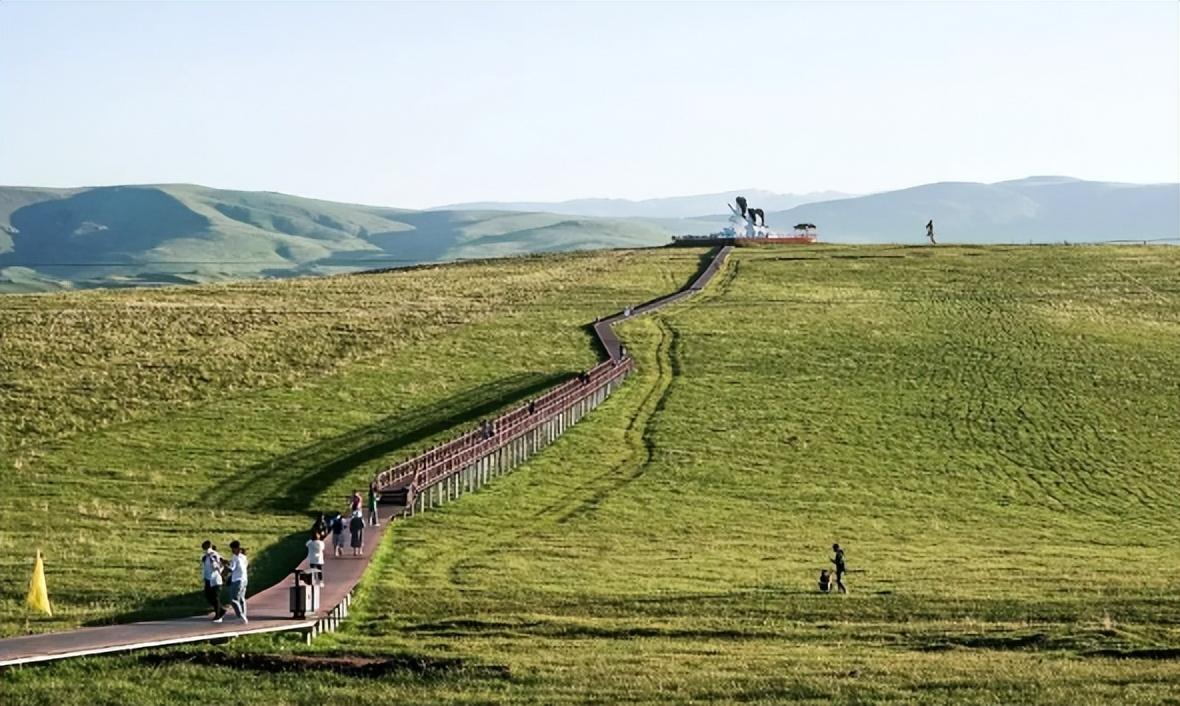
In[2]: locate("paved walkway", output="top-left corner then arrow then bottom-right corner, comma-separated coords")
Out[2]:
0,510 -> 395,666
0,245 -> 732,668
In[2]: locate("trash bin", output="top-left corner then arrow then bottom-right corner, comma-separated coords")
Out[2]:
289,569 -> 321,619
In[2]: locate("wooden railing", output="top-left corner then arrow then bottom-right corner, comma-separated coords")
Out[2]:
371,246 -> 732,514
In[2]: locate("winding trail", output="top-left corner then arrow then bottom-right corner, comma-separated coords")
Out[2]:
0,246 -> 733,668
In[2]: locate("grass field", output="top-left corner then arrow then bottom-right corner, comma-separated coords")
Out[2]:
3,245 -> 1179,704
0,248 -> 706,636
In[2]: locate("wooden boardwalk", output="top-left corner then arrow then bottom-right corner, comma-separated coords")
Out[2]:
0,510 -> 395,666
0,246 -> 732,668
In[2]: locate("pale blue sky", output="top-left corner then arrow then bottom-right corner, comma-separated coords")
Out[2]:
2,1 -> 1177,208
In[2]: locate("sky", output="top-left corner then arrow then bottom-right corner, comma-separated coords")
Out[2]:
1,1 -> 1177,208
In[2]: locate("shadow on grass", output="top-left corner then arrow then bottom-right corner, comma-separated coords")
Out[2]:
94,528 -> 310,627
201,371 -> 568,515
95,371 -> 567,628
401,617 -> 773,642
140,648 -> 511,679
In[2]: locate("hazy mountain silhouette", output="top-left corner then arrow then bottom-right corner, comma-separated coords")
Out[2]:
1,177 -> 1175,292
0,184 -> 709,291
433,189 -> 851,219
763,177 -> 1179,243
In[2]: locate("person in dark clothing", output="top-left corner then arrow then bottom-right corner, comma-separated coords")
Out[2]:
311,513 -> 328,541
528,399 -> 537,415
818,569 -> 834,593
831,543 -> 848,594
349,511 -> 365,557
330,512 -> 347,557
926,219 -> 936,245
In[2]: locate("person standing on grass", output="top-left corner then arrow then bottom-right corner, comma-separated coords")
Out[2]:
368,483 -> 381,527
226,540 -> 249,623
349,490 -> 363,515
201,540 -> 226,623
349,509 -> 365,557
331,511 -> 347,557
831,543 -> 848,594
306,531 -> 326,584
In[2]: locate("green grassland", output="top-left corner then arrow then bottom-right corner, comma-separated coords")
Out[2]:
0,184 -> 715,290
3,245 -> 1180,704
0,248 -> 705,636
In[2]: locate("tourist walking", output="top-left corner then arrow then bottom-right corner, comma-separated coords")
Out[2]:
349,490 -> 363,515
368,483 -> 381,527
925,219 -> 936,245
349,510 -> 365,557
311,513 -> 328,541
200,540 -> 226,623
226,540 -> 249,623
306,531 -> 326,584
331,512 -> 347,557
831,543 -> 848,594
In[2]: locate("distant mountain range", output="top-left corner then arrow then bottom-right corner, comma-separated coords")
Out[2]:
0,184 -> 715,292
434,189 -> 852,219
1,177 -> 1175,293
764,176 -> 1179,244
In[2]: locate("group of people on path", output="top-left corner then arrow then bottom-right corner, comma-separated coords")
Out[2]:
200,485 -> 383,623
200,539 -> 249,623
305,485 -> 382,578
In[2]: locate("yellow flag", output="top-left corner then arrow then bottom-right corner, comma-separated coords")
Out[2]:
26,549 -> 52,616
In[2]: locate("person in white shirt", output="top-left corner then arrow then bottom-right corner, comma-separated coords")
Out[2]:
306,532 -> 326,585
200,540 -> 226,623
226,540 -> 249,623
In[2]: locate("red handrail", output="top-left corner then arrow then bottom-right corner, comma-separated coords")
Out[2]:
372,245 -> 731,502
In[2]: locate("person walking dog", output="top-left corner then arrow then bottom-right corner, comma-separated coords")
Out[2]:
831,543 -> 848,594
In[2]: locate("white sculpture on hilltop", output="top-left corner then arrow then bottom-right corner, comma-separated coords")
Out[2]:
715,195 -> 774,238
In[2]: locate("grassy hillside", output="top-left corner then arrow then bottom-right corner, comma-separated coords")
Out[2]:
3,245 -> 1180,704
0,185 -> 710,290
0,248 -> 706,636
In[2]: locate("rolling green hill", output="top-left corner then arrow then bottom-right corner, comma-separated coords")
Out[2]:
2,244 -> 1179,704
0,184 -> 711,292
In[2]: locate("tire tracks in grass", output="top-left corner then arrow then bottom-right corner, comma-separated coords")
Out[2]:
440,254 -> 734,587
438,317 -> 676,587
551,316 -> 678,524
